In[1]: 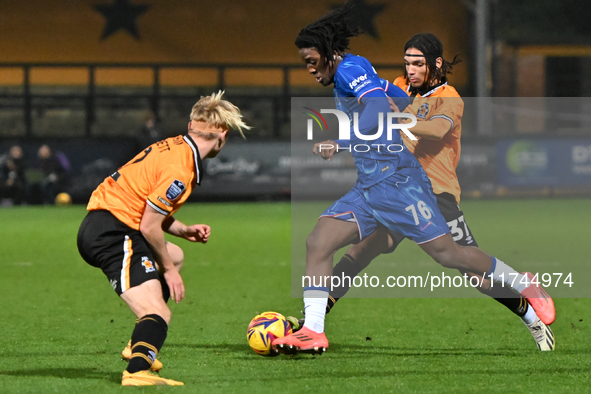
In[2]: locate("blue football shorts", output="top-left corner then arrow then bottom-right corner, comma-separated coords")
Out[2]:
320,166 -> 450,244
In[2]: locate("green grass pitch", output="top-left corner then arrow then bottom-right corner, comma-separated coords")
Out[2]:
0,199 -> 590,393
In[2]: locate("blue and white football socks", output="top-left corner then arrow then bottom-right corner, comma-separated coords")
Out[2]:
489,257 -> 529,293
303,286 -> 329,334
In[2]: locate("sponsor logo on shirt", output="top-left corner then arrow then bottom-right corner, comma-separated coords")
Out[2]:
348,74 -> 368,90
353,80 -> 371,93
166,179 -> 185,200
158,196 -> 171,207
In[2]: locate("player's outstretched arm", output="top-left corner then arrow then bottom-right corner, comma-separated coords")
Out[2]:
141,206 -> 185,303
163,216 -> 211,243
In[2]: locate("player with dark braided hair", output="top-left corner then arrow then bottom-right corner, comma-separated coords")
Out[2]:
273,3 -> 555,356
293,2 -> 359,85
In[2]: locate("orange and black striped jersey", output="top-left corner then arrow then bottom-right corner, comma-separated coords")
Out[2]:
394,76 -> 463,204
87,134 -> 203,230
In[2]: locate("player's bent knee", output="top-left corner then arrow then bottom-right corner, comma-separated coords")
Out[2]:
305,232 -> 324,255
120,279 -> 172,323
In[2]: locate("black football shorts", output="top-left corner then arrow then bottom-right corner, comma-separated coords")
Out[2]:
77,210 -> 160,295
385,192 -> 478,253
436,192 -> 478,247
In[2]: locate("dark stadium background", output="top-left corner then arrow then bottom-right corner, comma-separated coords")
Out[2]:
1,0 -> 590,203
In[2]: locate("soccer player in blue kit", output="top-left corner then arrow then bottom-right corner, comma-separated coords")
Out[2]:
273,2 -> 554,355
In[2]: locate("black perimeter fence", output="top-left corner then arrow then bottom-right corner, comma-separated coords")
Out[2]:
0,62 -> 405,139
2,63 -> 591,203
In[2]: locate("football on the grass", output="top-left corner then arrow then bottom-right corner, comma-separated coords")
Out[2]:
247,311 -> 292,356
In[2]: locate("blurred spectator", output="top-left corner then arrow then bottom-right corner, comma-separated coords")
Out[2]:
136,111 -> 162,150
68,157 -> 116,204
0,145 -> 28,206
36,144 -> 70,204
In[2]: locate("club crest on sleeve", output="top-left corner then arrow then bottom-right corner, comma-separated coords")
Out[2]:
417,103 -> 429,119
166,179 -> 185,200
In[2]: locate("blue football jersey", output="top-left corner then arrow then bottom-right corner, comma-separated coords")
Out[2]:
331,54 -> 419,187
380,78 -> 410,112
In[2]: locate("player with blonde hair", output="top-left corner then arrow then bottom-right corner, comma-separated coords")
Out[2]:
189,90 -> 249,139
78,91 -> 249,386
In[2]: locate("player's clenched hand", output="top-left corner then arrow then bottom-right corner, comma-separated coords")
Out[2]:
182,224 -> 211,243
313,140 -> 338,161
164,269 -> 185,303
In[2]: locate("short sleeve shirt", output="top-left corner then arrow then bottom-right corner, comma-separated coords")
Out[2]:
87,135 -> 203,230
